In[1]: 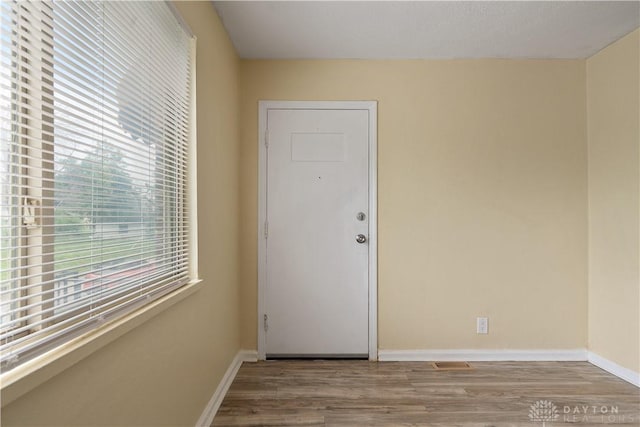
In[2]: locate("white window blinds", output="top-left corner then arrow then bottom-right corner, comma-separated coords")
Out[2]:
0,1 -> 194,370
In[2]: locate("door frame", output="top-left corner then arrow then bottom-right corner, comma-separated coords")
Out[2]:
257,100 -> 378,361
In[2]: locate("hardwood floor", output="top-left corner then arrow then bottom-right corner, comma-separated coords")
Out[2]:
212,360 -> 640,426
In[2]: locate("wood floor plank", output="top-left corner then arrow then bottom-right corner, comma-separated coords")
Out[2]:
212,361 -> 640,426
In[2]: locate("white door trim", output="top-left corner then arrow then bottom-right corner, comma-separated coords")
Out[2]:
257,100 -> 378,361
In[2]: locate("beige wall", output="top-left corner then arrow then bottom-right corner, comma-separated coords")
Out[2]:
240,60 -> 588,351
587,29 -> 640,374
1,3 -> 241,426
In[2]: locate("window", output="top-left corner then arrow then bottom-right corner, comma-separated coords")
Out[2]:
0,1 -> 195,370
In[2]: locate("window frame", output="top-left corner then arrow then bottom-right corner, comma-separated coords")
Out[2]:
0,0 -> 56,343
0,1 -> 199,393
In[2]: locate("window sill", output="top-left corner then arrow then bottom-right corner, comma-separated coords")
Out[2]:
0,278 -> 203,406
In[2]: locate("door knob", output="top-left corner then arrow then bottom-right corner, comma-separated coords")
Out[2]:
356,234 -> 367,244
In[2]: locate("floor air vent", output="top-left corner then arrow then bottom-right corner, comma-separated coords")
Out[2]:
431,361 -> 473,370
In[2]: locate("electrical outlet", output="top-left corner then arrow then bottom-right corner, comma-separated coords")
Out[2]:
477,317 -> 488,334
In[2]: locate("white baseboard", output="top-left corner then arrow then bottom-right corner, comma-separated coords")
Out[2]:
588,351 -> 640,387
237,349 -> 259,362
195,350 -> 258,427
378,349 -> 588,362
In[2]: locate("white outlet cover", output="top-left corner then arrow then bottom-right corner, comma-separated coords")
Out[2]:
477,317 -> 488,334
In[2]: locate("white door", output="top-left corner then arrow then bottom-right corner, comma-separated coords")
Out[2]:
263,106 -> 372,357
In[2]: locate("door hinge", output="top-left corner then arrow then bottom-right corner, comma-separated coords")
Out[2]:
264,220 -> 268,239
263,314 -> 268,332
264,130 -> 269,148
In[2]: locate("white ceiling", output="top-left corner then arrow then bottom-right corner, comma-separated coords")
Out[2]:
212,1 -> 640,59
